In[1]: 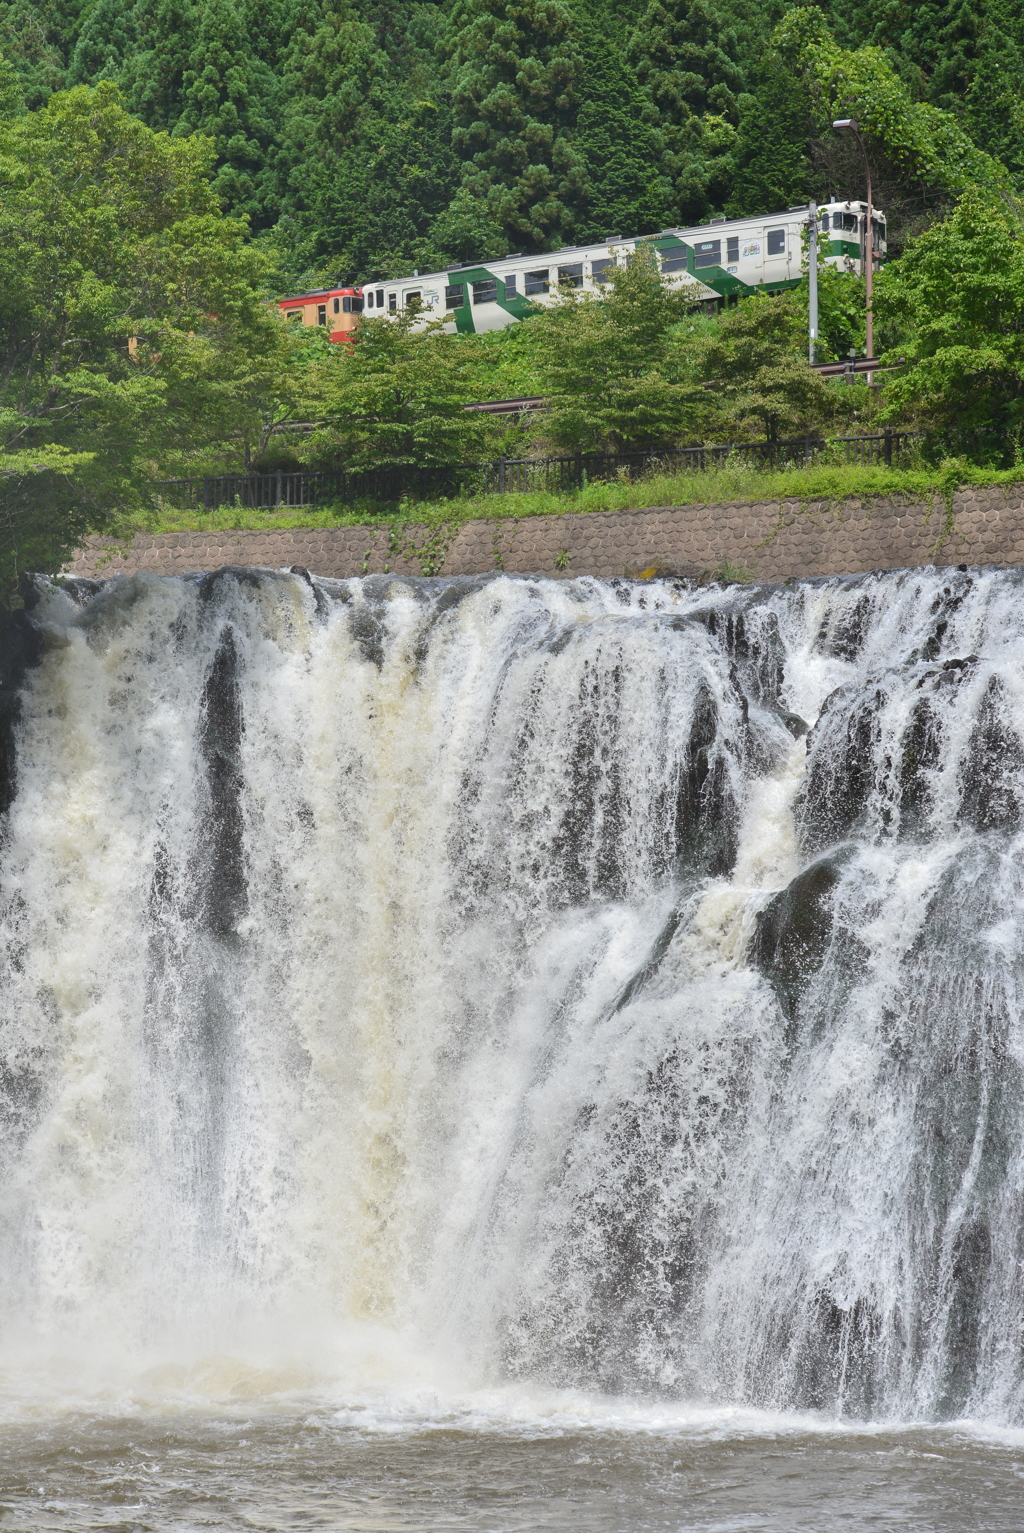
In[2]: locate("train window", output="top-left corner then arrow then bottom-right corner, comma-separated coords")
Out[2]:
503,274 -> 518,298
591,257 -> 614,283
353,296 -> 364,311
388,293 -> 397,311
342,296 -> 351,312
694,239 -> 721,268
404,291 -> 422,309
333,297 -> 340,314
660,249 -> 689,273
558,262 -> 583,287
839,212 -> 858,232
766,228 -> 785,255
473,278 -> 497,304
820,212 -> 830,231
376,289 -> 385,307
445,284 -> 464,309
286,309 -> 303,323
524,269 -> 549,295
317,305 -> 327,325
727,236 -> 739,262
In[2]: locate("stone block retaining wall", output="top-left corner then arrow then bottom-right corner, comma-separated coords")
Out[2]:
66,483 -> 1024,584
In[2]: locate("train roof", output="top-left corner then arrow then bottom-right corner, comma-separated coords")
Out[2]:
276,285 -> 362,304
358,200 -> 886,290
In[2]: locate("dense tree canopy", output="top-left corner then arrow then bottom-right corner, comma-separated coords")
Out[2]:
447,0 -> 585,248
304,312 -> 493,468
874,189 -> 1024,455
5,0 -> 1021,279
0,81 -> 285,588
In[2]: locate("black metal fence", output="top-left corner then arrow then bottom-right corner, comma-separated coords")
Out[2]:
154,430 -> 928,511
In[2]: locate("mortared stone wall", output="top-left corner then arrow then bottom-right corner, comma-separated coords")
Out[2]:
66,482 -> 1024,583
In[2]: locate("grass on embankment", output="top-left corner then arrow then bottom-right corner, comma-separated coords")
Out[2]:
129,457 -> 1024,539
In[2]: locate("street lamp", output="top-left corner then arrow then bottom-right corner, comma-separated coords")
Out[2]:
833,117 -> 874,382
807,199 -> 819,365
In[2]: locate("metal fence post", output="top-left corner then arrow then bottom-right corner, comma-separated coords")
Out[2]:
884,426 -> 893,468
575,450 -> 583,491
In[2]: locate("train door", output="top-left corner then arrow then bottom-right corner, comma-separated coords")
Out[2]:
762,223 -> 790,287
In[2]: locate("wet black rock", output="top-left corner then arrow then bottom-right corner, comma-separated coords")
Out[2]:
686,603 -> 785,708
815,589 -> 873,663
959,674 -> 1024,833
799,655 -> 990,853
750,853 -> 850,1020
907,575 -> 972,664
198,626 -> 247,936
674,681 -> 739,880
0,604 -> 45,822
769,705 -> 809,739
796,684 -> 878,854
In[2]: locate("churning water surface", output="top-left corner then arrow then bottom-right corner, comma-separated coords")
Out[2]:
4,566 -> 1024,1529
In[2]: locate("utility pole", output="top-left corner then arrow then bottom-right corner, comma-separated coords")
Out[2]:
832,118 -> 874,384
807,199 -> 819,365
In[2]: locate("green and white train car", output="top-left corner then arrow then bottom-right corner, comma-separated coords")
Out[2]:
360,200 -> 885,334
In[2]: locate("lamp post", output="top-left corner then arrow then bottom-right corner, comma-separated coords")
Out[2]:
832,117 -> 874,383
807,199 -> 819,365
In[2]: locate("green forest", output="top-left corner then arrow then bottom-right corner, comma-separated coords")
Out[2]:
4,0 -> 1024,585
3,0 -> 1022,280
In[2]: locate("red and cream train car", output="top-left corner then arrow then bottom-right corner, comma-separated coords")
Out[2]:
276,286 -> 364,342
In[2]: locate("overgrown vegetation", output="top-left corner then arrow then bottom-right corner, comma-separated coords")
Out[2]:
6,0 -> 1024,582
127,458 -> 1024,540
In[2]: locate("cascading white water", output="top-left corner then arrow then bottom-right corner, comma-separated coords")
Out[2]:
3,563 -> 1024,1427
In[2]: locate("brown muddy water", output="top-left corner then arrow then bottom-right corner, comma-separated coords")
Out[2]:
1,1389 -> 1023,1531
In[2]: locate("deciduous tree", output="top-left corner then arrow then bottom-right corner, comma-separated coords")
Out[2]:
303,313 -> 493,469
527,247 -> 706,451
0,82 -> 281,590
874,189 -> 1024,456
692,290 -> 840,440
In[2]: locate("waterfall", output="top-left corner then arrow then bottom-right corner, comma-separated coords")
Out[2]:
2,564 -> 1024,1425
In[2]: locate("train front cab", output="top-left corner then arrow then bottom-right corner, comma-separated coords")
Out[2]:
277,287 -> 364,342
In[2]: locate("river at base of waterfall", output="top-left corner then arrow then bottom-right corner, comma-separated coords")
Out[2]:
2,1377 -> 1024,1531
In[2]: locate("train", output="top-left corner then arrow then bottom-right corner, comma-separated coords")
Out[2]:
275,285 -> 364,341
276,200 -> 885,338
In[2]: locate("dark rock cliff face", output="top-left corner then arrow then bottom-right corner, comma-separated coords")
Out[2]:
959,674 -> 1024,834
750,854 -> 849,1024
794,655 -> 1016,858
0,587 -> 49,824
674,679 -> 739,882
